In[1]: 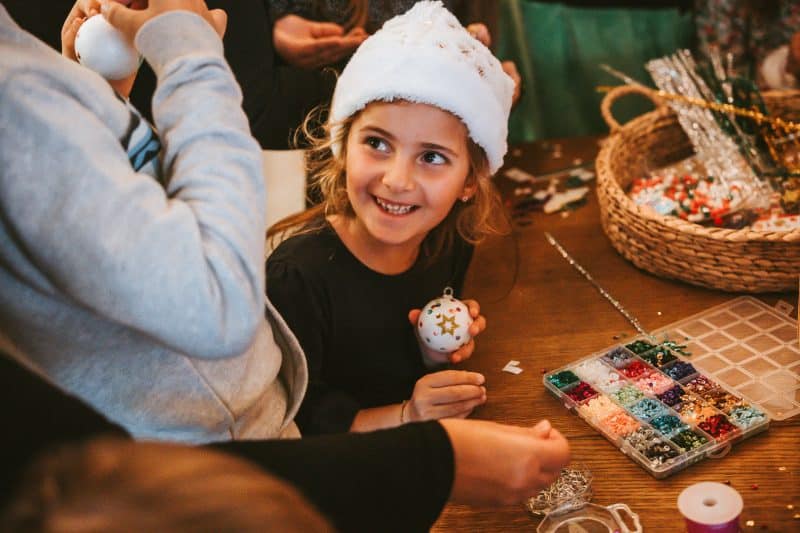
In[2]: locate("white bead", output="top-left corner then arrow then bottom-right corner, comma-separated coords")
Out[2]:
75,15 -> 140,81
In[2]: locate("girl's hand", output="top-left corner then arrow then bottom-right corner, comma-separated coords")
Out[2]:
405,370 -> 486,422
408,299 -> 486,366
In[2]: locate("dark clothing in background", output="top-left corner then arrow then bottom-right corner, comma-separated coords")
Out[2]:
269,0 -> 487,33
267,1 -> 489,149
0,355 -> 453,533
129,0 -> 299,149
267,224 -> 474,435
2,0 -> 73,50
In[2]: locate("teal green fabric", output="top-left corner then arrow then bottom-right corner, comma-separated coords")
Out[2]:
497,1 -> 694,142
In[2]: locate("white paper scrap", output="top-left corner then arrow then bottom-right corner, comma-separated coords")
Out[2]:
504,167 -> 536,183
543,187 -> 589,214
502,360 -> 523,375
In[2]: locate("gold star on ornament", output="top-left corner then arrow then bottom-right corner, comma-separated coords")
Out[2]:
436,315 -> 458,336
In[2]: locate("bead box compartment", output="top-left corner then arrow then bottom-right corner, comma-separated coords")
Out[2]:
542,295 -> 796,479
654,297 -> 799,421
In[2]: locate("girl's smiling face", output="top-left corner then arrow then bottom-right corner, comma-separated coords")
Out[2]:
344,101 -> 473,253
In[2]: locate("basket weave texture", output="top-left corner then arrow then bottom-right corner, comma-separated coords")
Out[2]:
596,88 -> 800,293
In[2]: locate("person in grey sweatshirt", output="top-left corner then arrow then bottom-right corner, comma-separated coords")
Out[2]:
0,0 -> 307,443
0,5 -> 573,521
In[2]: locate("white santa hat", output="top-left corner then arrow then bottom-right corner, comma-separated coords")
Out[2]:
329,1 -> 514,174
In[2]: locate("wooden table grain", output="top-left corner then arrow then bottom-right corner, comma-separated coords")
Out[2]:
431,137 -> 800,532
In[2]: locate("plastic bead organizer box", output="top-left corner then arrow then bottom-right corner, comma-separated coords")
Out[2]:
543,297 -> 798,478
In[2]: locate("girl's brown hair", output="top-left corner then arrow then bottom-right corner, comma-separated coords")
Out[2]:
267,102 -> 510,261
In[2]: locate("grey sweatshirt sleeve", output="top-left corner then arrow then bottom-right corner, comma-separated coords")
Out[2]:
0,12 -> 265,359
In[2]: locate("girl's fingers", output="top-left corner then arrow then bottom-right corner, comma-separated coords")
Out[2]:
463,299 -> 481,317
426,384 -> 485,404
423,370 -> 484,387
468,315 -> 486,336
449,340 -> 474,364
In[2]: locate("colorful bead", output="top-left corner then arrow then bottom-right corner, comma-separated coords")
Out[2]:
703,389 -> 745,413
625,340 -> 656,354
629,398 -> 670,420
579,394 -> 624,422
662,340 -> 692,356
728,405 -> 768,428
547,370 -> 579,389
657,385 -> 687,407
684,375 -> 719,397
611,385 -> 646,406
602,410 -> 641,437
650,414 -> 689,437
675,395 -> 718,425
671,429 -> 709,451
633,370 -> 675,395
565,381 -> 598,402
698,414 -> 738,439
664,361 -> 697,381
573,360 -> 625,393
626,427 -> 681,467
621,360 -> 651,379
603,347 -> 635,368
640,348 -> 677,368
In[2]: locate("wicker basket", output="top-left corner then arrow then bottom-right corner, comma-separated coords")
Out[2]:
596,86 -> 800,293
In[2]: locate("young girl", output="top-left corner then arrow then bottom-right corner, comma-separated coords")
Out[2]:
267,1 -> 514,435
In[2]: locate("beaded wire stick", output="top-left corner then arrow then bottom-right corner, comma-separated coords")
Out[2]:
544,232 -> 654,341
545,233 -> 690,354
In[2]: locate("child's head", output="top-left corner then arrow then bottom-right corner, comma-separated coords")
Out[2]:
275,1 -> 513,255
1,438 -> 334,533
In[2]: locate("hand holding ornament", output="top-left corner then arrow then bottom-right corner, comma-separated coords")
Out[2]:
410,289 -> 486,366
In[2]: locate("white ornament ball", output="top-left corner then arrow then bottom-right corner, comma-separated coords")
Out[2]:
417,290 -> 473,354
74,15 -> 140,80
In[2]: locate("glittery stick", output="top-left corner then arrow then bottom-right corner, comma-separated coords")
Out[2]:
544,232 -> 653,340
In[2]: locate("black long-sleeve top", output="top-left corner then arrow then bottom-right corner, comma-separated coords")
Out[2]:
0,355 -> 453,533
267,224 -> 474,435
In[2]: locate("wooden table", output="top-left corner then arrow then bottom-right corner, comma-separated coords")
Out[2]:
432,137 -> 800,532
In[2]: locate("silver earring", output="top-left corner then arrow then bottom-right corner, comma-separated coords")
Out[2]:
461,195 -> 471,202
